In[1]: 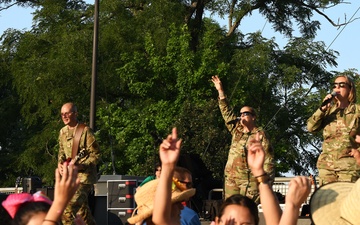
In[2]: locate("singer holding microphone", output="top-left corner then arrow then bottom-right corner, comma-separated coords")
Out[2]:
307,74 -> 360,186
211,75 -> 274,202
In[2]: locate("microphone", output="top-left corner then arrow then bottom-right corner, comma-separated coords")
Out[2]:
320,91 -> 337,107
227,117 -> 240,125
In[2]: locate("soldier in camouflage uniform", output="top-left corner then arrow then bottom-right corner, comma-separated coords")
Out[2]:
307,75 -> 360,186
58,102 -> 101,225
211,76 -> 274,203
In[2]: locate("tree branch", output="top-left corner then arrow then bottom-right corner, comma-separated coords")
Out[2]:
0,2 -> 18,11
299,1 -> 360,27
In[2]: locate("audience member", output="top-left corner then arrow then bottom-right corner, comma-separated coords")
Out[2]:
128,127 -> 310,225
173,167 -> 201,225
214,194 -> 259,225
310,179 -> 360,225
139,163 -> 161,187
211,75 -> 274,202
2,162 -> 80,225
127,128 -> 196,225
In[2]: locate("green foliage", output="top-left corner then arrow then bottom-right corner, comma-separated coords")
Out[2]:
0,0 -> 356,187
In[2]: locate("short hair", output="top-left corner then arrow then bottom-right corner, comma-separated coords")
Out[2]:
63,102 -> 78,113
218,194 -> 259,225
12,202 -> 51,225
174,166 -> 192,180
154,163 -> 161,173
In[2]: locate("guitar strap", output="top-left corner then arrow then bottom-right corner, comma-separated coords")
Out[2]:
72,123 -> 86,160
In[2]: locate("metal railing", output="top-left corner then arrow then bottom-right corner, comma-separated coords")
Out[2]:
208,176 -> 319,204
0,187 -> 23,194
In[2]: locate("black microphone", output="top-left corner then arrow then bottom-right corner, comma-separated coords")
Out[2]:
227,117 -> 240,125
320,91 -> 337,107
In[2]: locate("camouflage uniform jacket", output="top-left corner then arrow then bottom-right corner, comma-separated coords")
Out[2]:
219,98 -> 275,183
58,123 -> 101,184
307,103 -> 360,171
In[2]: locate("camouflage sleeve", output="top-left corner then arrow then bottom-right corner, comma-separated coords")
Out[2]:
78,127 -> 101,167
260,130 -> 275,184
58,130 -> 66,163
307,108 -> 326,133
219,98 -> 238,133
355,105 -> 360,135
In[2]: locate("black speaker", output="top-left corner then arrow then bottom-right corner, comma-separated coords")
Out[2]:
107,209 -> 133,225
94,196 -> 107,224
107,180 -> 137,209
22,177 -> 42,193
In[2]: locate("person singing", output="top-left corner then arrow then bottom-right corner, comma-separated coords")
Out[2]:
211,75 -> 274,202
307,74 -> 360,186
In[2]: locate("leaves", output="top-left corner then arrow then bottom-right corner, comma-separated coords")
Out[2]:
0,0 -> 357,187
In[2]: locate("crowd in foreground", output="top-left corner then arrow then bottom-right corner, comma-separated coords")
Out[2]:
1,126 -> 359,225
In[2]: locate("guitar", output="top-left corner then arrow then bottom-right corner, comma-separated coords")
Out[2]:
65,149 -> 86,165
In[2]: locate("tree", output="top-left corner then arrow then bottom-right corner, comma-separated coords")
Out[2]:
0,0 -> 357,188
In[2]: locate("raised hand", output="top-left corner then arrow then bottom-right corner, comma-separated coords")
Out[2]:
152,128 -> 182,225
211,75 -> 224,91
159,127 -> 182,166
54,162 -> 80,204
285,176 -> 311,209
42,162 -> 80,224
278,176 -> 311,225
246,132 -> 265,177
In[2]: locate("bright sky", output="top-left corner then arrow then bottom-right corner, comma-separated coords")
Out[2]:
0,2 -> 359,72
210,2 -> 360,73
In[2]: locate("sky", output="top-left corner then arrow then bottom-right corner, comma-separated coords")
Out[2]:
209,2 -> 360,73
0,1 -> 359,73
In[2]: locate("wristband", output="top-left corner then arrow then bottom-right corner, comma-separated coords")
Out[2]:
255,173 -> 269,184
43,219 -> 59,224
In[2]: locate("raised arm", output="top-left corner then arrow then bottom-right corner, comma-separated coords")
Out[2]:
42,162 -> 80,225
211,75 -> 226,100
211,75 -> 238,132
279,177 -> 310,225
247,133 -> 281,225
152,128 -> 182,225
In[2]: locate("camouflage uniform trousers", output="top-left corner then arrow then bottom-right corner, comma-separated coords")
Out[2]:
318,168 -> 360,186
62,183 -> 96,225
224,174 -> 260,204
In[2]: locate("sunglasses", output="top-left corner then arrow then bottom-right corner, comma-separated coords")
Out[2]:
178,180 -> 193,189
172,178 -> 193,191
60,111 -> 74,117
332,82 -> 350,89
240,111 -> 253,117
